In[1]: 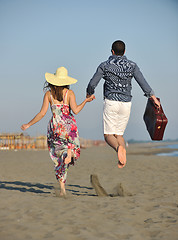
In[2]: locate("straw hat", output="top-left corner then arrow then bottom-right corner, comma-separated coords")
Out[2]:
45,67 -> 77,86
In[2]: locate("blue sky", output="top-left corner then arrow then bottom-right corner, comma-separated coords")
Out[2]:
0,0 -> 178,141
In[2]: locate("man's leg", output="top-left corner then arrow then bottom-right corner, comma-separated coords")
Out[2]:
104,134 -> 118,151
103,99 -> 131,168
115,135 -> 126,167
104,134 -> 126,168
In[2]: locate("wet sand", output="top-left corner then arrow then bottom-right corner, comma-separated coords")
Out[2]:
0,142 -> 178,240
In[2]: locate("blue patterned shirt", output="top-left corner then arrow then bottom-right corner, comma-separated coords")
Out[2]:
86,55 -> 154,102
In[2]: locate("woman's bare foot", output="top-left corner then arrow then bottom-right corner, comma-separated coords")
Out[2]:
60,181 -> 66,196
54,181 -> 66,197
64,149 -> 72,164
117,146 -> 126,168
59,189 -> 66,196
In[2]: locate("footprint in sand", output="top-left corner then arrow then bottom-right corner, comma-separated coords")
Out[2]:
90,174 -> 133,197
90,174 -> 108,197
110,183 -> 133,197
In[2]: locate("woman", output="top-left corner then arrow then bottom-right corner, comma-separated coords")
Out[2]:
21,66 -> 95,196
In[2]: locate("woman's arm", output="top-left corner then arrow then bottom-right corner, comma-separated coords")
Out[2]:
69,90 -> 95,115
21,92 -> 50,131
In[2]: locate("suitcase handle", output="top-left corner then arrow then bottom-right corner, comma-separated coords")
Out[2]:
149,97 -> 161,112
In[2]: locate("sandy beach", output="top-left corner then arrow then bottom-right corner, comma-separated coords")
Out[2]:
0,142 -> 178,240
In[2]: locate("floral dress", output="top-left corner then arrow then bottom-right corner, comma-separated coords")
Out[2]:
47,90 -> 80,183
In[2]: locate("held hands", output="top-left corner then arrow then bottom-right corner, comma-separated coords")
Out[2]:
86,94 -> 95,102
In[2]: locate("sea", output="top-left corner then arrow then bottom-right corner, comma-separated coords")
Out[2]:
156,144 -> 178,157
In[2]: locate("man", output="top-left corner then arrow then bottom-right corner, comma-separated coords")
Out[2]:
86,40 -> 160,168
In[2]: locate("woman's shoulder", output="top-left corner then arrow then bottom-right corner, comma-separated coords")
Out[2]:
44,90 -> 51,100
45,90 -> 51,96
68,89 -> 75,96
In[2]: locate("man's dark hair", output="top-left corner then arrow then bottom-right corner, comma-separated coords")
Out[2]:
112,40 -> 125,55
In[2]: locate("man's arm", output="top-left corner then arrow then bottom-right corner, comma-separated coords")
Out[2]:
86,64 -> 104,96
133,64 -> 154,97
133,64 -> 160,107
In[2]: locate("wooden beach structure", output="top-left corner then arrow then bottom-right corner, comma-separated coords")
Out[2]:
0,133 -> 105,151
0,133 -> 47,150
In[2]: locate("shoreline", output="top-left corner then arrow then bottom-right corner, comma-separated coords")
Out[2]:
126,141 -> 178,156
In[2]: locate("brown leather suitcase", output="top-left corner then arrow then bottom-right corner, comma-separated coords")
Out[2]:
143,98 -> 168,141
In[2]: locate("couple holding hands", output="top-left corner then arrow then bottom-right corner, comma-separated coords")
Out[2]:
21,40 -> 160,196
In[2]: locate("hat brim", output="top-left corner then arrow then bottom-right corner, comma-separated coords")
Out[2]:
45,73 -> 77,86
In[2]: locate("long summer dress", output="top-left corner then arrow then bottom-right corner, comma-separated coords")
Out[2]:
47,90 -> 80,183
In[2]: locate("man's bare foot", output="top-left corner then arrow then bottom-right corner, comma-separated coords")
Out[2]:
118,161 -> 125,168
64,149 -> 72,164
118,162 -> 126,168
117,146 -> 126,168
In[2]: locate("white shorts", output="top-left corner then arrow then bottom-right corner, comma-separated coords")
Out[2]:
103,99 -> 131,135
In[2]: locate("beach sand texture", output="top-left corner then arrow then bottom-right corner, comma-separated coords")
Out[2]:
0,142 -> 178,240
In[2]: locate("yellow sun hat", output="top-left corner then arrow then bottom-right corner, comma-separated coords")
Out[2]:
45,67 -> 77,86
